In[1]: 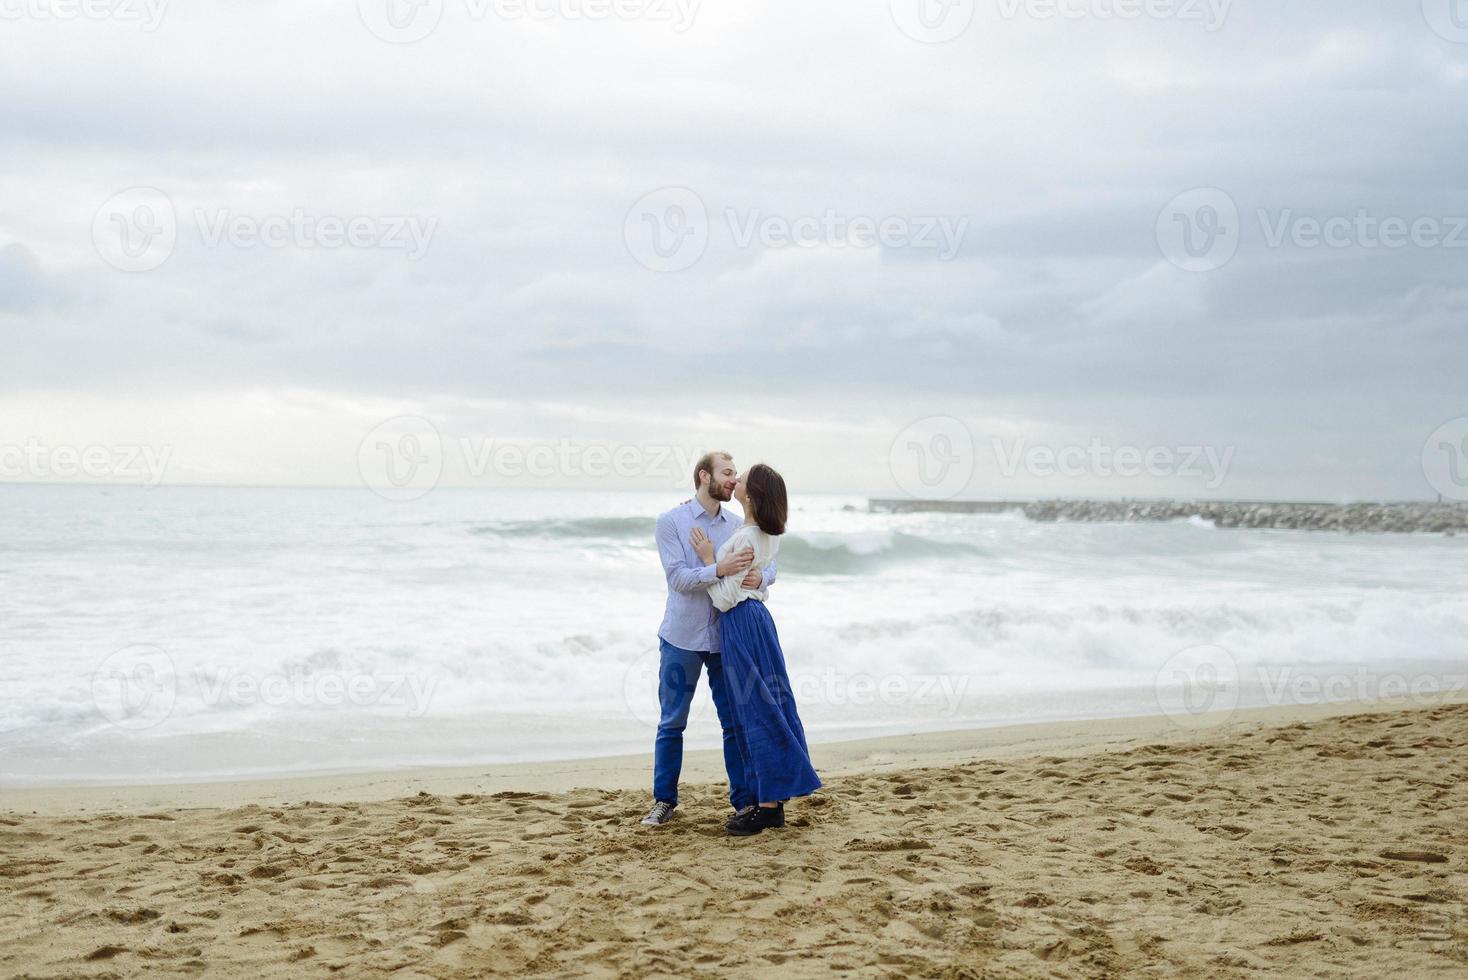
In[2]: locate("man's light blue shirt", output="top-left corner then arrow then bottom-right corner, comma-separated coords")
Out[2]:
656,498 -> 776,653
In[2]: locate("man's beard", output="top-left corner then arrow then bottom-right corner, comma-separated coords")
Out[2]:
709,482 -> 733,502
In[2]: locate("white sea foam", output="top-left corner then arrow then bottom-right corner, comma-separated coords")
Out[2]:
2,485 -> 1464,783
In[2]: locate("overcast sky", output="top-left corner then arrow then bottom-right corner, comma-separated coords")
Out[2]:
2,0 -> 1466,500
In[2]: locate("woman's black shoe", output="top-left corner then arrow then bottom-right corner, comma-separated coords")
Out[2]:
724,805 -> 757,831
726,803 -> 784,836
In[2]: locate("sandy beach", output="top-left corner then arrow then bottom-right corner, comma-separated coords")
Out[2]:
3,697 -> 1465,978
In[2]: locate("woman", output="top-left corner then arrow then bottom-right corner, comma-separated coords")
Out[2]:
691,463 -> 821,836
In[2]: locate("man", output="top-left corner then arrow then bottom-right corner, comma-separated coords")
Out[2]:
640,451 -> 776,827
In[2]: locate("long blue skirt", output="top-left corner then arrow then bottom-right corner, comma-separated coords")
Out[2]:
719,599 -> 821,802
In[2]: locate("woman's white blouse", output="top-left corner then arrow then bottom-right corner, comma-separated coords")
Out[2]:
708,524 -> 780,612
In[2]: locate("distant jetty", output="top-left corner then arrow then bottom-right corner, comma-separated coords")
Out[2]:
867,499 -> 1468,535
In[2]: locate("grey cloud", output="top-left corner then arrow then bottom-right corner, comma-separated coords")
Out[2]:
0,0 -> 1465,498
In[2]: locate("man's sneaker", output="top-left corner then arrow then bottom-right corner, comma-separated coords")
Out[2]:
726,802 -> 784,837
640,801 -> 676,826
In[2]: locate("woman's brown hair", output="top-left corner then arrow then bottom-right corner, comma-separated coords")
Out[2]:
744,463 -> 788,536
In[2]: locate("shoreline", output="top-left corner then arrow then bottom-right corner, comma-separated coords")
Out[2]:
7,692 -> 1464,815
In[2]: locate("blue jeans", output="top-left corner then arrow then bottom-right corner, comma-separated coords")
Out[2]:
652,638 -> 754,810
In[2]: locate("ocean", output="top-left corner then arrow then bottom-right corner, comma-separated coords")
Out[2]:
2,484 -> 1465,785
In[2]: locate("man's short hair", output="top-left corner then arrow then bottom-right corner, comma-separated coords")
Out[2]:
693,451 -> 732,490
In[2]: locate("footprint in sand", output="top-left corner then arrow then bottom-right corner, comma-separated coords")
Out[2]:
1379,850 -> 1448,864
84,945 -> 129,960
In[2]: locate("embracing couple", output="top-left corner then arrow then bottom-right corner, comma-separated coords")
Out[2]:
640,451 -> 821,836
